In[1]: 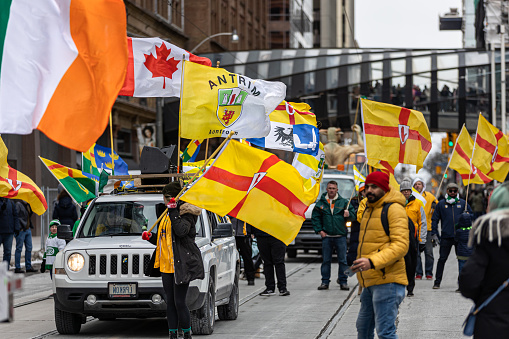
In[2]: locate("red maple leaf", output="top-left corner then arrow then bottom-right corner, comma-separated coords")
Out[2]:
143,43 -> 180,89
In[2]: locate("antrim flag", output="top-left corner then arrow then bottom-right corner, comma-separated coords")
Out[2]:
472,114 -> 509,182
119,37 -> 211,97
180,61 -> 286,139
0,0 -> 128,152
181,140 -> 203,162
450,125 -> 492,185
180,140 -> 316,245
0,137 -> 47,215
368,159 -> 397,174
353,165 -> 366,191
362,99 -> 432,170
248,101 -> 320,156
292,142 -> 325,196
40,157 -> 96,204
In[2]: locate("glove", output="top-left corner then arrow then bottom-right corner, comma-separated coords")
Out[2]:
142,231 -> 152,241
431,234 -> 440,247
40,259 -> 46,273
166,198 -> 177,209
419,243 -> 426,253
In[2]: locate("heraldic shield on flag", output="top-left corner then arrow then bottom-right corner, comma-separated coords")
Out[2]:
217,88 -> 248,128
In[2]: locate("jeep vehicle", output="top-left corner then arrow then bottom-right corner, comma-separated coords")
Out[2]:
286,171 -> 356,258
52,193 -> 239,335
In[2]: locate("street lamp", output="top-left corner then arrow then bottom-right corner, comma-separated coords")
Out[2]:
190,29 -> 239,54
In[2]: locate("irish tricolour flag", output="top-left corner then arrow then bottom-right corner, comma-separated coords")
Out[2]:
0,0 -> 128,152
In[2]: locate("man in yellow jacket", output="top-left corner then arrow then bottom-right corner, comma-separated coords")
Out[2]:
352,171 -> 409,339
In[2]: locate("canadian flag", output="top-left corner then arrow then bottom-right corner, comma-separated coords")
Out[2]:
119,37 -> 212,97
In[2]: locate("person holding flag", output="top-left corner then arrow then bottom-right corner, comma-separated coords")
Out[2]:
412,178 -> 437,280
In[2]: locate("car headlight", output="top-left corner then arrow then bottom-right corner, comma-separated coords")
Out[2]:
67,253 -> 85,272
346,221 -> 352,228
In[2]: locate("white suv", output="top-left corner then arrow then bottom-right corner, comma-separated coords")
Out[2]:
52,193 -> 239,335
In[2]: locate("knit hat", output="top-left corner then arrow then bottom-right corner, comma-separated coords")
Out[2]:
400,177 -> 413,191
359,182 -> 365,192
488,182 -> 509,212
162,181 -> 182,198
49,219 -> 61,228
447,182 -> 459,190
412,177 -> 426,191
365,171 -> 390,192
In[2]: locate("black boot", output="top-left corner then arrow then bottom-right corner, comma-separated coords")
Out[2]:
169,331 -> 178,339
183,331 -> 192,339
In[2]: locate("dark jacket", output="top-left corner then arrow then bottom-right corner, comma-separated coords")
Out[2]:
459,210 -> 509,339
347,198 -> 360,266
230,216 -> 252,237
52,196 -> 78,226
15,200 -> 33,230
431,198 -> 472,238
147,201 -> 205,285
312,192 -> 355,236
455,213 -> 473,257
0,198 -> 20,234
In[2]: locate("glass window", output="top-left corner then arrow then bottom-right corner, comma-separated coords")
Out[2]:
437,69 -> 459,112
318,178 -> 355,201
437,54 -> 459,69
116,129 -> 132,156
413,72 -> 431,112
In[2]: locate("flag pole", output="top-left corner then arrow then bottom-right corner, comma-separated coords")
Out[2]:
109,112 -> 115,174
464,121 -> 477,212
436,125 -> 464,201
353,95 -> 361,127
205,139 -> 209,160
346,161 -> 367,210
178,56 -> 186,174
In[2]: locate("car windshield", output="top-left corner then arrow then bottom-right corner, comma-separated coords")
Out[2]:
78,200 -> 204,238
318,178 -> 355,200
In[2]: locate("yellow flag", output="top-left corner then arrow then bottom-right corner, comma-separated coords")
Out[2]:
180,140 -> 316,245
449,125 -> 492,185
353,165 -> 366,191
472,114 -> 509,182
180,62 -> 286,139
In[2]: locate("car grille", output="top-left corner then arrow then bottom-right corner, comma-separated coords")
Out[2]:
88,253 -> 149,277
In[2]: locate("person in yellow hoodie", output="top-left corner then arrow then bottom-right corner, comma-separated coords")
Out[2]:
142,182 -> 204,339
351,171 -> 409,339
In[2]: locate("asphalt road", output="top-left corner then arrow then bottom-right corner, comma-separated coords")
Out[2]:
3,248 -> 473,338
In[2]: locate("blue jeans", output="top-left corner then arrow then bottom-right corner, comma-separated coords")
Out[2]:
458,259 -> 467,274
357,283 -> 406,339
15,229 -> 33,269
416,232 -> 434,277
0,233 -> 14,268
321,236 -> 348,285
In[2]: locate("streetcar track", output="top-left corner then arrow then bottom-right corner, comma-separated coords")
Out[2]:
14,294 -> 53,308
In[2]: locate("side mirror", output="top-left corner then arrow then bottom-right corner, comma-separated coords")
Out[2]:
212,223 -> 233,239
57,224 -> 73,242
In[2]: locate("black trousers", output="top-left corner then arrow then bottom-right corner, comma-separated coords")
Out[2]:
236,236 -> 255,281
405,248 -> 417,293
161,273 -> 190,330
257,236 -> 287,291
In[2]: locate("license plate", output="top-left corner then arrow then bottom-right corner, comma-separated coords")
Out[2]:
108,282 -> 137,299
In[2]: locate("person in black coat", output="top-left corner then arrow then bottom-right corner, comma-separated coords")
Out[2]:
0,197 -> 20,268
459,182 -> 509,339
52,190 -> 78,226
142,182 -> 204,339
230,216 -> 256,285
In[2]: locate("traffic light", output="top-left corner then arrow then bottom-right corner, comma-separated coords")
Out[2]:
450,133 -> 458,149
436,166 -> 442,174
441,138 -> 447,154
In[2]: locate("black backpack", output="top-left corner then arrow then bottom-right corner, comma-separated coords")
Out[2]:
380,202 -> 418,256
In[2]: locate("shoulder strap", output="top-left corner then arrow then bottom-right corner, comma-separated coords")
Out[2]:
381,202 -> 393,237
474,278 -> 509,314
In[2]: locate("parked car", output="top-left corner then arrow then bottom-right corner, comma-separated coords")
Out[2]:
286,171 -> 356,258
52,193 -> 239,335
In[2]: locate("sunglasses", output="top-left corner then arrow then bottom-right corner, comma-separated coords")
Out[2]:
448,189 -> 458,193
164,195 -> 172,199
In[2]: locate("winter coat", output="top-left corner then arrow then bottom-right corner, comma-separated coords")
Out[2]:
52,196 -> 78,226
312,192 -> 355,236
357,188 -> 409,288
347,198 -> 360,266
230,216 -> 252,237
405,196 -> 427,244
459,209 -> 509,339
455,213 -> 474,258
431,198 -> 472,239
357,198 -> 367,223
422,191 -> 437,231
44,234 -> 66,268
470,193 -> 485,213
0,198 -> 20,234
15,200 -> 32,230
147,202 -> 205,285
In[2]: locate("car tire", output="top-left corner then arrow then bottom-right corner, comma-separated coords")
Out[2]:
54,304 -> 82,334
286,248 -> 297,258
218,267 -> 239,320
191,274 -> 215,334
